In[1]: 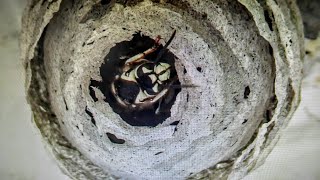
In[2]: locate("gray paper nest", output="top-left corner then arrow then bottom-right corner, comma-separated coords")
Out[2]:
21,0 -> 304,179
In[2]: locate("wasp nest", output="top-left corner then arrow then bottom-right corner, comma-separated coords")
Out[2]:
21,0 -> 304,179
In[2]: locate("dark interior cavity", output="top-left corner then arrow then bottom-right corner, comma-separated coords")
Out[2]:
90,32 -> 181,127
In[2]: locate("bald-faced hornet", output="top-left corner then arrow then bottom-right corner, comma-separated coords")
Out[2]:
111,30 -> 177,112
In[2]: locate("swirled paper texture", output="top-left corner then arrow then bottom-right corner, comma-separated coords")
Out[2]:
21,0 -> 303,179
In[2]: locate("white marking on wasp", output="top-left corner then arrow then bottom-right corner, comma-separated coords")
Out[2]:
110,31 -> 179,113
149,74 -> 157,84
158,70 -> 170,81
142,67 -> 152,73
154,63 -> 171,74
120,70 -> 136,82
152,83 -> 159,93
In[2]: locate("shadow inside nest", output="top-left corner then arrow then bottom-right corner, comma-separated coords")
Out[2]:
90,32 -> 181,127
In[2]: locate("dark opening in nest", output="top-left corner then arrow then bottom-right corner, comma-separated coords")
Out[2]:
90,32 -> 181,127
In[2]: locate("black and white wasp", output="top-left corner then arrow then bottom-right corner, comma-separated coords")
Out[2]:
111,30 -> 178,112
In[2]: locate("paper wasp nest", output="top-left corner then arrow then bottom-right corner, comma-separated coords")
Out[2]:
21,0 -> 304,179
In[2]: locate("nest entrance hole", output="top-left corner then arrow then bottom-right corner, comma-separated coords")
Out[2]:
90,32 -> 181,127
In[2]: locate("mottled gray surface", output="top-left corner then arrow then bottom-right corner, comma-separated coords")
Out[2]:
42,1 -> 275,179
17,1 -> 302,178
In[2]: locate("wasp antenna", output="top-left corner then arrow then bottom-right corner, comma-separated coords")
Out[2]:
154,35 -> 162,46
170,84 -> 199,89
155,98 -> 163,115
163,30 -> 176,49
154,30 -> 176,63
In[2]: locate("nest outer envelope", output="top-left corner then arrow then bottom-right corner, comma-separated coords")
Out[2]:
21,0 -> 304,179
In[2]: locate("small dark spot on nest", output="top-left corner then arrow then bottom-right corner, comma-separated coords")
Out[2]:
201,13 -> 207,19
170,121 -> 180,125
183,68 -> 187,74
264,10 -> 274,31
244,86 -> 250,99
242,119 -> 248,124
106,133 -> 125,144
155,151 -> 163,155
101,0 -> 111,5
85,107 -> 96,126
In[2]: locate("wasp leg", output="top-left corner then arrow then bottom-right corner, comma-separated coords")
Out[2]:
125,35 -> 162,65
154,35 -> 161,44
154,30 -> 176,63
144,76 -> 178,105
155,98 -> 163,115
125,54 -> 152,65
164,87 -> 175,104
169,84 -> 199,89
110,76 -> 129,107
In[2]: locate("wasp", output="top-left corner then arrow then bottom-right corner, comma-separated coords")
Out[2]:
111,30 -> 178,112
